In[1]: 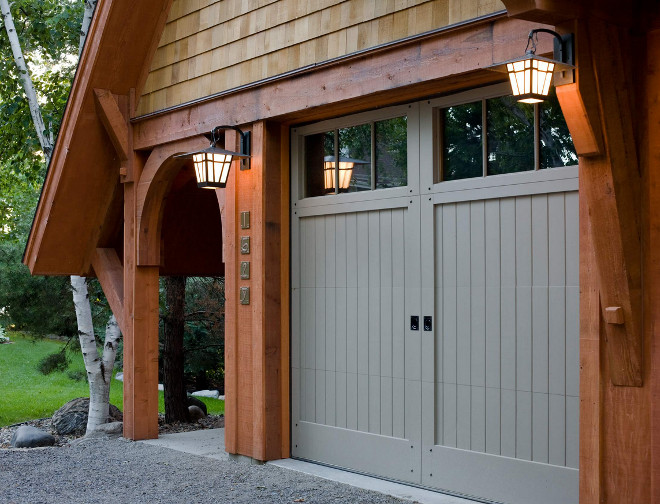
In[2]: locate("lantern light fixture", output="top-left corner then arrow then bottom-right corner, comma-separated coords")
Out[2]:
490,29 -> 575,103
175,125 -> 251,189
323,155 -> 368,192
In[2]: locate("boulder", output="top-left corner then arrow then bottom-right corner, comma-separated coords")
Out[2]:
191,389 -> 220,399
11,426 -> 55,448
52,397 -> 123,435
186,395 -> 208,415
188,405 -> 206,422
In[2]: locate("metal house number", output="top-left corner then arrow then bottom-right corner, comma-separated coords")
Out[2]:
240,236 -> 250,254
240,261 -> 250,280
240,287 -> 250,305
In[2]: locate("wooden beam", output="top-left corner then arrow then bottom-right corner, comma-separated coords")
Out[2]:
122,90 -> 159,441
91,247 -> 125,334
556,19 -> 643,386
133,17 -> 551,150
135,136 -> 208,267
94,88 -> 129,162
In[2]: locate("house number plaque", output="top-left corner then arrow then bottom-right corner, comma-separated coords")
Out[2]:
240,287 -> 250,305
240,211 -> 250,229
240,236 -> 250,254
240,261 -> 250,280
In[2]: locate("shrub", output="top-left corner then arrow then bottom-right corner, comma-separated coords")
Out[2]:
37,350 -> 69,375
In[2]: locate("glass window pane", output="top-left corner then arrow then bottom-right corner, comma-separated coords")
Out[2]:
375,116 -> 407,188
441,101 -> 483,181
540,88 -> 578,168
304,131 -> 334,197
487,96 -> 534,175
338,124 -> 371,192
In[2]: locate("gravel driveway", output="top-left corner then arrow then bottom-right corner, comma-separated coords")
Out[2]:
0,437 -> 406,504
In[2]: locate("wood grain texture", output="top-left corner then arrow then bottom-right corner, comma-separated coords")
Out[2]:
133,16 -> 545,150
223,123 -> 287,461
136,0 -> 506,115
25,0 -> 174,275
93,89 -> 129,162
91,248 -> 125,334
556,19 -> 643,387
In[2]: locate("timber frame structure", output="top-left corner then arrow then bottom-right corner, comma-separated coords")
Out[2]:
23,0 -> 660,502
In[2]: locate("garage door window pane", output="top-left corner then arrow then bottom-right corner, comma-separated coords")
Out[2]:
305,131 -> 334,197
338,124 -> 371,192
487,96 -> 534,175
375,116 -> 407,188
442,101 -> 483,181
540,89 -> 578,168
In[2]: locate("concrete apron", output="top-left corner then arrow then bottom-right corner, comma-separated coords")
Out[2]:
141,429 -> 479,504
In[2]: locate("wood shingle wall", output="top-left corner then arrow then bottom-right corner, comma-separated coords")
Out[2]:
136,0 -> 505,116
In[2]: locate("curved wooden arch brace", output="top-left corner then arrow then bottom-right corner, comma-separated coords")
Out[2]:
137,136 -> 209,266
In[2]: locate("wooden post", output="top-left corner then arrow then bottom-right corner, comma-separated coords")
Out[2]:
223,121 -> 287,461
122,90 -> 159,440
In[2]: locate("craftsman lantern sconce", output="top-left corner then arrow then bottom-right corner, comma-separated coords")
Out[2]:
491,29 -> 575,103
176,126 -> 251,189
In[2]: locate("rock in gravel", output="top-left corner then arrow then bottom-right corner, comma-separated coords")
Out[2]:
52,398 -> 123,435
188,405 -> 206,422
187,395 -> 208,415
94,422 -> 123,436
10,425 -> 56,448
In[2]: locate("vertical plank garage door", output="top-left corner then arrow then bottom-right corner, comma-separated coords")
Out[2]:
290,104 -> 425,483
291,84 -> 579,504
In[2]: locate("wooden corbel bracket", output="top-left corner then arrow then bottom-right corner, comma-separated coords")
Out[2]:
93,88 -> 132,182
548,19 -> 643,386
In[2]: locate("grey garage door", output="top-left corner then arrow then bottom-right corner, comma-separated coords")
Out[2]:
290,90 -> 579,504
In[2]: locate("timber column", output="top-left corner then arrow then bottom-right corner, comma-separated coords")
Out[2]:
122,90 -> 160,440
224,122 -> 289,461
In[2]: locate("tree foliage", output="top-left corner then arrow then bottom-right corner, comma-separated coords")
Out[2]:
0,0 -> 82,335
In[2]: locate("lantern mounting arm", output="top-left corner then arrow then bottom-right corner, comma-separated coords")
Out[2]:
207,125 -> 251,170
526,29 -> 575,82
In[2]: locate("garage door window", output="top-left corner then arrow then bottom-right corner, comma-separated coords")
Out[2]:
302,115 -> 407,197
439,88 -> 576,182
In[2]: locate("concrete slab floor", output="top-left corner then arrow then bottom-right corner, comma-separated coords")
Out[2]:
140,429 -> 479,504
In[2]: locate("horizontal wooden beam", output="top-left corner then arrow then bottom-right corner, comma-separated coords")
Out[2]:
94,88 -> 129,162
91,247 -> 125,335
132,17 -> 552,150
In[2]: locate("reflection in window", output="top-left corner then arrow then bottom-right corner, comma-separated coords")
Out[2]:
442,101 -> 483,181
339,124 -> 371,192
438,90 -> 576,182
487,96 -> 534,175
540,88 -> 578,168
375,117 -> 407,188
303,116 -> 407,197
304,131 -> 334,197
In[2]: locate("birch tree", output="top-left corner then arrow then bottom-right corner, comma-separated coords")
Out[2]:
1,0 -> 120,434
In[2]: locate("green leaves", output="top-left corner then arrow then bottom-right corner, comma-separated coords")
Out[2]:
0,0 -> 82,336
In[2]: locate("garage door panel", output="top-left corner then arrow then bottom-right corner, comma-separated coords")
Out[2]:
424,189 -> 579,503
422,445 -> 578,504
295,421 -> 421,484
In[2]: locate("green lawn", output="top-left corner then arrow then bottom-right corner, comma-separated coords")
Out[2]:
0,332 -> 224,427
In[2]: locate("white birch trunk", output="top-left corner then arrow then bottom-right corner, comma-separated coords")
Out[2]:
0,0 -> 53,160
71,276 -> 121,432
79,0 -> 97,58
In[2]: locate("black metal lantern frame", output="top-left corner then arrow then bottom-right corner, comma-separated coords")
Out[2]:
176,125 -> 251,189
490,28 -> 575,103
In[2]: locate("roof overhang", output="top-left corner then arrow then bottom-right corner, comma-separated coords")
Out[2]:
23,0 -> 172,275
